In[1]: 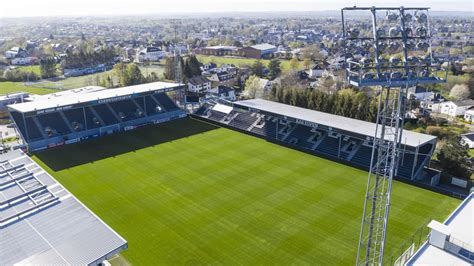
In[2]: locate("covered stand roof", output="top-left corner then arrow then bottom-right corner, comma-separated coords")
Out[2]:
234,99 -> 436,147
0,150 -> 127,265
8,82 -> 183,114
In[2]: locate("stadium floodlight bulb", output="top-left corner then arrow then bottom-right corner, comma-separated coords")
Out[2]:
361,57 -> 372,68
389,56 -> 401,65
416,41 -> 429,51
407,56 -> 420,65
378,57 -> 389,66
404,27 -> 413,37
388,41 -> 401,52
362,73 -> 375,79
347,28 -> 360,38
419,69 -> 430,77
389,26 -> 402,37
405,40 -> 416,50
390,71 -> 403,79
416,26 -> 428,37
386,11 -> 399,22
403,13 -> 413,22
421,55 -> 431,65
376,28 -> 386,38
415,12 -> 428,23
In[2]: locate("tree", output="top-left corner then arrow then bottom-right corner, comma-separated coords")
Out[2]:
250,60 -> 264,78
449,84 -> 470,101
268,59 -> 281,79
187,55 -> 202,76
244,75 -> 263,99
40,57 -> 57,78
163,57 -> 176,80
289,58 -> 299,70
113,63 -> 144,86
438,138 -> 472,179
303,58 -> 311,70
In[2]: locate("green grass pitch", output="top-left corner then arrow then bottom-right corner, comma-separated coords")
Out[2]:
33,118 -> 460,265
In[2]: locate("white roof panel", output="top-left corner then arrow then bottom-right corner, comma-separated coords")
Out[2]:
235,99 -> 436,147
0,150 -> 127,265
8,82 -> 183,113
406,193 -> 474,266
212,103 -> 233,114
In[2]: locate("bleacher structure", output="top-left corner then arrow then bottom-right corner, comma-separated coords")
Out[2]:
0,149 -> 127,264
192,99 -> 438,182
8,82 -> 186,152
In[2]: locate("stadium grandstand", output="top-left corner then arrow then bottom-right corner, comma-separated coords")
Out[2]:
192,98 -> 438,182
0,149 -> 127,264
8,82 -> 186,152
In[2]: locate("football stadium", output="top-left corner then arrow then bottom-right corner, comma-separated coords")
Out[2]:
3,81 -> 462,264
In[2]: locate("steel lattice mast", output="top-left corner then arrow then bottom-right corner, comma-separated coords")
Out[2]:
341,6 -> 447,265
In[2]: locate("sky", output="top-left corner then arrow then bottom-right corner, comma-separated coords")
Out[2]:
1,0 -> 473,17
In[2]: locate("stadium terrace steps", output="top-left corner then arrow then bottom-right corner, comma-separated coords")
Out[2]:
194,102 -> 433,180
106,103 -> 123,122
92,104 -> 120,125
315,135 -> 340,158
229,112 -> 259,131
59,111 -> 75,132
63,108 -> 87,131
85,106 -> 105,128
109,100 -> 141,121
153,93 -> 179,111
37,112 -> 72,136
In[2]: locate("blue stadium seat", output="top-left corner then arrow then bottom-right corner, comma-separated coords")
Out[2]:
109,99 -> 141,121
229,112 -> 258,131
91,104 -> 120,125
84,107 -> 103,129
10,111 -> 27,140
315,135 -> 340,157
153,93 -> 179,111
144,96 -> 163,115
285,124 -> 314,149
24,117 -> 44,141
351,145 -> 375,168
37,113 -> 71,135
63,108 -> 86,131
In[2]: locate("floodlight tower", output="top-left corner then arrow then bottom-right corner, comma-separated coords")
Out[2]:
341,6 -> 447,265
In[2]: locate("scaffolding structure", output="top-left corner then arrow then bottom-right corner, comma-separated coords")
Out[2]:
341,6 -> 447,265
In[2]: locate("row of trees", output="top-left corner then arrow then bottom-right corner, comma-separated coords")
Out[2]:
112,63 -> 159,87
163,54 -> 202,81
40,57 -> 57,78
268,86 -> 380,123
62,46 -> 117,70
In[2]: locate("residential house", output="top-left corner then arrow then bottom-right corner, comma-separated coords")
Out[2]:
201,62 -> 217,72
407,86 -> 435,100
309,61 -> 329,78
188,76 -> 211,93
136,46 -> 165,62
463,109 -> 474,122
208,71 -> 236,86
5,47 -> 24,59
440,100 -> 474,118
420,94 -> 445,112
460,133 -> 474,148
208,85 -> 236,101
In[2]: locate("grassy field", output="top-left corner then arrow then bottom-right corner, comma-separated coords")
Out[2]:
196,55 -> 302,73
0,81 -> 56,95
16,65 -> 42,76
33,118 -> 459,265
